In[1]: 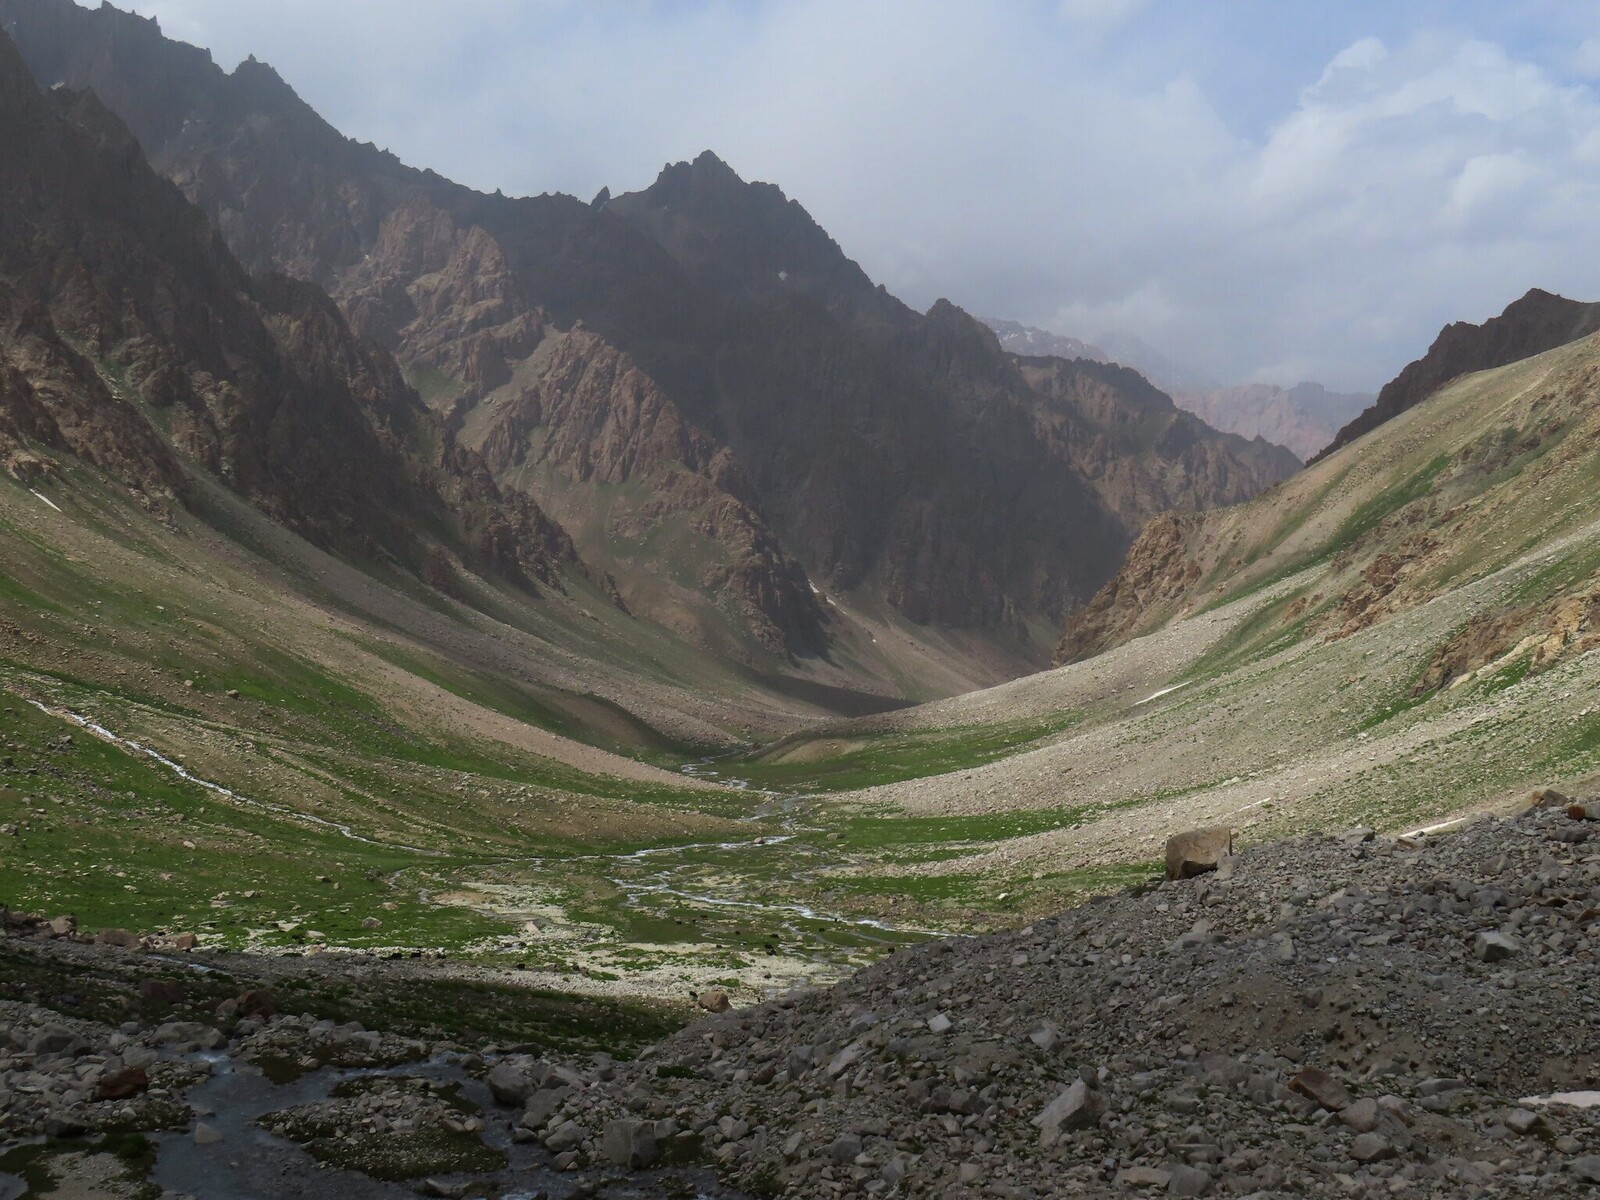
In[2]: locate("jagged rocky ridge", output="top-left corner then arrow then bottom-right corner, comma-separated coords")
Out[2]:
1016,356 -> 1301,529
0,25 -> 576,595
0,0 -> 1301,668
1314,288 -> 1600,463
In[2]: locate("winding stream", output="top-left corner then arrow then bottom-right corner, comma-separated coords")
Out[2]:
24,700 -> 435,854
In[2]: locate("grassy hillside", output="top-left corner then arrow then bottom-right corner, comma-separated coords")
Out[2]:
745,332 -> 1600,911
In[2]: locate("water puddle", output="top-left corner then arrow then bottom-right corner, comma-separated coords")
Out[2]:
151,1052 -> 746,1199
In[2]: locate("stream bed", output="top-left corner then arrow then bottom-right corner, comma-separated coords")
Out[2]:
147,1051 -> 749,1200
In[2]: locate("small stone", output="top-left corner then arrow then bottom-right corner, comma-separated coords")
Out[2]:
1289,1066 -> 1353,1111
828,1133 -> 863,1166
543,1120 -> 585,1153
1474,931 -> 1520,962
96,1067 -> 149,1101
1166,1163 -> 1212,1196
1032,1078 -> 1103,1143
1505,1108 -> 1544,1135
96,927 -> 140,947
1572,1156 -> 1600,1184
193,1122 -> 223,1146
1340,1097 -> 1380,1133
927,1012 -> 954,1035
1351,1132 -> 1394,1163
1028,1023 -> 1061,1053
697,989 -> 732,1014
601,1117 -> 659,1168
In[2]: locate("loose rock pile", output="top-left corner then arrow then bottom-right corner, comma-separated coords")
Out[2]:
7,802 -> 1600,1198
258,1074 -> 505,1180
1,1004 -> 211,1138
531,803 -> 1600,1197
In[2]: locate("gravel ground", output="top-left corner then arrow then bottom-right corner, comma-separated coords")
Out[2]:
543,801 -> 1600,1197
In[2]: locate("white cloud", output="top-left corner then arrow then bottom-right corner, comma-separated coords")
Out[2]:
1574,37 -> 1600,79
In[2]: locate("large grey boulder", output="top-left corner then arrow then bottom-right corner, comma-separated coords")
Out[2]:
1165,828 -> 1233,880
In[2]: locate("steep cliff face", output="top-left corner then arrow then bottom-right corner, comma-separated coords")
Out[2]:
330,193 -> 827,656
0,25 -> 574,592
1016,356 -> 1301,528
1314,289 -> 1600,462
469,326 -> 827,655
606,161 -> 1132,628
1052,512 -> 1205,665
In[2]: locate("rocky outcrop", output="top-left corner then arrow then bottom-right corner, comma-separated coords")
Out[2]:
1314,289 -> 1600,462
1412,576 -> 1600,696
1053,513 -> 1205,665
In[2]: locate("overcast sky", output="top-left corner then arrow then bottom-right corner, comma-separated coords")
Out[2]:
126,0 -> 1600,391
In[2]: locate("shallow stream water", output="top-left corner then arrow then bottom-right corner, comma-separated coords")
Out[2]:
148,1051 -> 748,1199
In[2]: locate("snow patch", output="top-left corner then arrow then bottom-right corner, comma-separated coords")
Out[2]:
1134,681 -> 1191,706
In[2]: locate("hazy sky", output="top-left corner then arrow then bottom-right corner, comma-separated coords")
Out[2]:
126,0 -> 1600,391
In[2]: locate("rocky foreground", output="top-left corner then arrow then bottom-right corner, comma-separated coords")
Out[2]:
5,798 -> 1600,1197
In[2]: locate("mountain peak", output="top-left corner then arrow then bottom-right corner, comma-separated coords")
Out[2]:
1314,286 -> 1600,461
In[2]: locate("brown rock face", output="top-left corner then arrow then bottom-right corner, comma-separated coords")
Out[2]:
473,326 -> 826,654
0,25 -> 576,596
1314,288 -> 1600,463
1054,513 -> 1205,665
1017,356 -> 1301,526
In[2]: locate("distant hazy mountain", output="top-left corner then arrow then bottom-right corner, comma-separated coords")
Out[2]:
981,318 -> 1108,363
982,317 -> 1223,393
1091,330 -> 1222,393
1172,382 -> 1372,462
